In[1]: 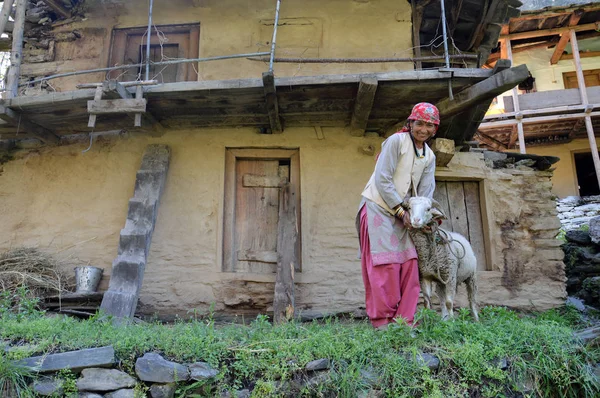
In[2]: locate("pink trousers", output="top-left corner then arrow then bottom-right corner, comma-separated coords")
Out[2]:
359,205 -> 421,328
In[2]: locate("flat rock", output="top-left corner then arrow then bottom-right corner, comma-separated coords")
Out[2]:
305,358 -> 330,371
79,394 -> 104,398
15,346 -> 115,373
105,389 -> 135,398
32,377 -> 64,396
189,361 -> 218,380
404,352 -> 440,371
566,296 -> 587,312
565,230 -> 592,245
150,383 -> 176,398
135,352 -> 190,383
77,368 -> 136,392
590,217 -> 600,245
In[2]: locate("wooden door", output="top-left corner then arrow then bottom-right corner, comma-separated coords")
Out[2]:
223,149 -> 301,273
433,181 -> 487,271
563,68 -> 600,89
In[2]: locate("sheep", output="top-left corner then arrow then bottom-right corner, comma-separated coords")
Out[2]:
403,196 -> 479,322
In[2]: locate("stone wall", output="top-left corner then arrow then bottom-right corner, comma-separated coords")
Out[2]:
557,195 -> 600,231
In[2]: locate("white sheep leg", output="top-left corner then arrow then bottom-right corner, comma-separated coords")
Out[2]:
421,278 -> 434,310
434,283 -> 450,320
437,279 -> 456,320
465,276 -> 479,322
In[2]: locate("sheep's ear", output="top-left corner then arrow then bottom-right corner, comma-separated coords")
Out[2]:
431,198 -> 443,210
401,200 -> 410,210
431,208 -> 446,221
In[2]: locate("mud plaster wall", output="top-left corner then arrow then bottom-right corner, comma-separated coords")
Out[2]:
528,138 -> 597,198
23,0 -> 414,92
0,133 -> 566,317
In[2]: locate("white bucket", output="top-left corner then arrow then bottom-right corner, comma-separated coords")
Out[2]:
74,266 -> 103,293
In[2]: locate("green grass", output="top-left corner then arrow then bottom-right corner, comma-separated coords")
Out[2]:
0,306 -> 599,397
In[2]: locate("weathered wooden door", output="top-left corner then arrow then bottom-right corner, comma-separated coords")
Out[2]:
223,149 -> 301,273
433,181 -> 487,271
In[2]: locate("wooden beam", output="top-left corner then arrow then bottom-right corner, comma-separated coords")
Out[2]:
42,0 -> 71,19
411,1 -> 423,70
350,77 -> 378,137
103,80 -> 132,99
570,29 -> 600,190
508,127 -> 518,149
550,10 -> 583,65
273,183 -> 297,324
501,22 -> 599,41
87,99 -> 147,115
474,131 -> 507,151
517,5 -> 600,21
560,51 -> 600,61
6,0 -> 26,98
488,39 -> 558,64
87,86 -> 103,128
0,105 -> 60,144
436,65 -> 529,118
262,71 -> 283,133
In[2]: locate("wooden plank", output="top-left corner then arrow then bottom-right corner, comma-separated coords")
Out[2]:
446,182 -> 469,239
0,105 -> 60,144
243,174 -> 287,188
134,85 -> 143,128
436,65 -> 530,118
560,51 -> 600,61
262,71 -> 283,133
104,80 -> 132,99
223,150 -> 236,272
550,10 -> 583,65
237,250 -> 277,263
350,77 -> 378,137
433,181 -> 453,231
87,86 -> 103,128
273,183 -> 297,324
501,21 -> 600,41
235,159 -> 280,273
6,0 -> 26,98
464,181 -> 486,271
87,99 -> 147,115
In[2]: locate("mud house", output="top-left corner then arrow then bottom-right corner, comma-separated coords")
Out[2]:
0,0 -> 565,321
478,1 -> 600,199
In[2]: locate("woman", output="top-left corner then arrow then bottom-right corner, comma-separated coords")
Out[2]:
357,102 -> 439,328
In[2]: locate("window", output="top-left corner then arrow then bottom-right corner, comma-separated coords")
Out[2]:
563,69 -> 600,89
223,149 -> 301,273
108,23 -> 200,83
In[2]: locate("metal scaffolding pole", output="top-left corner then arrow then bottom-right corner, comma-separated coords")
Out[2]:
439,0 -> 453,100
145,0 -> 155,81
269,0 -> 282,72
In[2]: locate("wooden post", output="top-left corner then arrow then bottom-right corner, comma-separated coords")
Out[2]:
550,10 -> 583,65
570,29 -> 600,190
273,182 -> 297,324
0,0 -> 14,37
411,1 -> 423,70
6,0 -> 26,98
504,38 -> 526,154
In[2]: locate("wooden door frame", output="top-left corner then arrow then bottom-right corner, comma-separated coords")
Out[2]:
222,148 -> 301,273
434,176 -> 494,271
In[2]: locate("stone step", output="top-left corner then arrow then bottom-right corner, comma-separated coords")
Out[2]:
107,255 -> 146,292
117,230 -> 152,258
133,170 -> 167,203
125,198 -> 157,226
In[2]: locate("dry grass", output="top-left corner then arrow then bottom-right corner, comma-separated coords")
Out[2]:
0,247 -> 75,298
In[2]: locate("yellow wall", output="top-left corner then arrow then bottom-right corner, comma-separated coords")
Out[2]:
529,138 -> 598,198
44,0 -> 414,91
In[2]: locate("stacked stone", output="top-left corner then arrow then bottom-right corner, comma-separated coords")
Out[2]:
557,195 -> 600,231
562,224 -> 600,308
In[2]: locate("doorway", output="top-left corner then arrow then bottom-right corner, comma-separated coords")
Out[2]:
574,152 -> 600,196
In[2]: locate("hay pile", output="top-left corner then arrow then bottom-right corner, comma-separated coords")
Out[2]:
0,247 -> 75,298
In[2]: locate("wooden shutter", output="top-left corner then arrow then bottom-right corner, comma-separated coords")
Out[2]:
433,181 -> 487,271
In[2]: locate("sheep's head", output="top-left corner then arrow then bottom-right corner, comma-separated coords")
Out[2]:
403,197 -> 446,229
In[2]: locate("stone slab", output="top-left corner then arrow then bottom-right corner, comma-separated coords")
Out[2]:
15,346 -> 115,373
